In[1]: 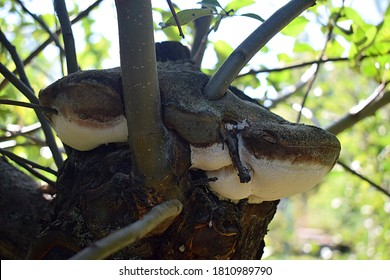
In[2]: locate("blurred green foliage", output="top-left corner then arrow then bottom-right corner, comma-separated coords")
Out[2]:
0,0 -> 389,259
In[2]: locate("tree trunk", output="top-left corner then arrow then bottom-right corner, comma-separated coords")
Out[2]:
0,157 -> 51,259
29,144 -> 278,259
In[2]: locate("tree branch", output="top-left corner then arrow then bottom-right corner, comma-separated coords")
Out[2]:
0,148 -> 57,177
0,122 -> 41,142
239,57 -> 347,77
0,63 -> 38,102
0,63 -> 63,168
191,13 -> 212,66
325,83 -> 390,198
266,65 -> 314,108
0,0 -> 103,90
15,0 -> 65,56
53,0 -> 78,74
297,63 -> 320,122
0,148 -> 57,185
115,0 -> 172,183
0,29 -> 32,89
237,52 -> 389,78
326,84 -> 390,135
70,199 -> 183,260
0,99 -> 58,115
297,2 -> 345,122
203,0 -> 316,100
337,160 -> 390,198
166,0 -> 184,38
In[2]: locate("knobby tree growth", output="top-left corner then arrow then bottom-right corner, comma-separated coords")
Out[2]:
0,0 -> 389,259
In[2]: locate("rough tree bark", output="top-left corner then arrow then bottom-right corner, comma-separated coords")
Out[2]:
32,143 -> 278,259
0,157 -> 51,259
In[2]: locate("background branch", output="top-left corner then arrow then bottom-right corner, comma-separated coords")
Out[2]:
0,148 -> 56,185
297,2 -> 344,122
297,63 -> 320,122
0,131 -> 48,149
0,29 -> 32,89
191,13 -> 212,66
337,160 -> 390,198
0,148 -> 57,176
0,99 -> 57,115
0,45 -> 63,168
0,0 -> 102,91
0,122 -> 41,142
325,83 -> 390,198
266,66 -> 314,108
166,0 -> 184,38
237,52 -> 389,77
53,0 -> 78,74
326,84 -> 390,135
15,0 -> 65,56
203,0 -> 316,100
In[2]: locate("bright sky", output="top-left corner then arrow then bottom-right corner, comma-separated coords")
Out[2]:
19,0 -> 388,98
90,0 -> 295,69
86,0 -> 387,69
20,0 -> 387,66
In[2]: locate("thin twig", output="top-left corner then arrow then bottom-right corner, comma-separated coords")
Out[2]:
0,148 -> 58,176
325,83 -> 390,199
0,141 -> 47,149
297,63 -> 320,122
0,122 -> 41,142
237,52 -> 389,77
0,29 -> 32,89
0,99 -> 58,115
326,85 -> 390,135
70,199 -> 183,260
191,11 -> 212,66
1,122 -> 50,148
203,0 -> 316,100
0,149 -> 57,185
337,160 -> 390,198
166,0 -> 184,38
0,63 -> 38,102
238,57 -> 347,77
297,1 -> 345,122
0,0 -> 103,91
15,0 -> 65,56
0,62 -> 63,168
53,0 -> 78,74
266,66 -> 314,109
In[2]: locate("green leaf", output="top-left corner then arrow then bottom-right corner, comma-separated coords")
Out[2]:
160,8 -> 214,28
359,55 -> 390,81
197,0 -> 222,12
239,13 -> 264,22
277,53 -> 293,64
212,17 -> 222,32
335,20 -> 353,35
293,42 -> 315,54
341,7 -> 367,29
233,74 -> 260,89
213,40 -> 233,69
225,0 -> 255,13
281,16 -> 309,37
326,39 -> 345,57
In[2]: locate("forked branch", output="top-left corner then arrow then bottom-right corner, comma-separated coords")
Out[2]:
115,0 -> 172,183
203,0 -> 316,100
